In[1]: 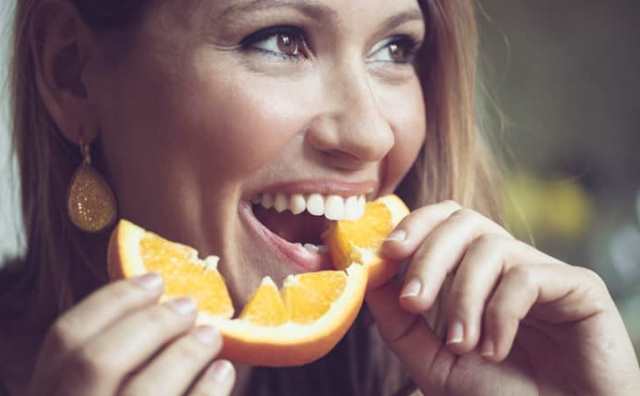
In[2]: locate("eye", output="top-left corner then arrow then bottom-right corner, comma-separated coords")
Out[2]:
241,26 -> 310,60
369,35 -> 421,64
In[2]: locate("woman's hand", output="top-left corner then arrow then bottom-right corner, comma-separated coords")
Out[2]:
28,274 -> 235,396
367,201 -> 640,396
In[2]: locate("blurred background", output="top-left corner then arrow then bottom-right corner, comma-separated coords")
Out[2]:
477,0 -> 640,356
0,1 -> 638,356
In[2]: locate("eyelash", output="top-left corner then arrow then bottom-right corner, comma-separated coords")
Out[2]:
240,26 -> 422,65
373,35 -> 421,65
240,26 -> 310,61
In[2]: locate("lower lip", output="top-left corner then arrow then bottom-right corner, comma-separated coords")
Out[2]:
238,202 -> 332,272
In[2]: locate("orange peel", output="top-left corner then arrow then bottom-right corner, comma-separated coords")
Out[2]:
107,194 -> 408,366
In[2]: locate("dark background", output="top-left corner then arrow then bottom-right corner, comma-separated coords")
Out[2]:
478,0 -> 640,354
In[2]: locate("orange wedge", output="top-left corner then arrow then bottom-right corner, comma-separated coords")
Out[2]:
323,194 -> 410,289
107,220 -> 367,367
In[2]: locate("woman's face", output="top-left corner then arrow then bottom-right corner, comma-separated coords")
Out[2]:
87,0 -> 426,304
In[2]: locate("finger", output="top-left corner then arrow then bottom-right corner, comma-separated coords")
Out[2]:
381,200 -> 462,259
120,326 -> 224,396
399,208 -> 510,313
188,360 -> 236,396
480,252 -> 608,362
45,274 -> 164,356
365,281 -> 456,394
62,297 -> 198,394
443,234 -> 509,355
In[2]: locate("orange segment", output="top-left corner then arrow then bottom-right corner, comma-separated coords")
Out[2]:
324,194 -> 410,289
134,231 -> 234,318
282,271 -> 346,324
238,277 -> 288,326
107,219 -> 367,367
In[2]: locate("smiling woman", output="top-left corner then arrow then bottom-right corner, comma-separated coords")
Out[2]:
2,0 -> 639,396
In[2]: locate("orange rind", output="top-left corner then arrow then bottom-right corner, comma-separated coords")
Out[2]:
324,194 -> 410,289
108,220 -> 366,366
107,194 -> 409,366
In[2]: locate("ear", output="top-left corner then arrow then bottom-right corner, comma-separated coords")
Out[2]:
31,0 -> 98,145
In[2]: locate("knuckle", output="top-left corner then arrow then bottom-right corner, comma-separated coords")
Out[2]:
580,267 -> 608,292
441,200 -> 461,209
576,268 -> 612,310
474,233 -> 506,250
145,305 -> 177,326
68,347 -> 110,384
48,316 -> 82,354
484,301 -> 509,326
447,285 -> 472,316
452,208 -> 489,230
175,337 -> 212,360
509,265 -> 537,291
109,280 -> 143,302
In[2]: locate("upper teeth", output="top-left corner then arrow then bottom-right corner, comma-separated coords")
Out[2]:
254,193 -> 366,221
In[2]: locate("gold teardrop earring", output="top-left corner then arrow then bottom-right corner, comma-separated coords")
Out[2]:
67,141 -> 118,233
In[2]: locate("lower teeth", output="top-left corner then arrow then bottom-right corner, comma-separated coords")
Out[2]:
294,243 -> 328,254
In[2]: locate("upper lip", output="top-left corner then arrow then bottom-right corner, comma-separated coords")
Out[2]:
243,179 -> 378,201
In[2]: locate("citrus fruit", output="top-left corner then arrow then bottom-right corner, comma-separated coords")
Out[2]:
323,194 -> 410,289
107,220 -> 367,367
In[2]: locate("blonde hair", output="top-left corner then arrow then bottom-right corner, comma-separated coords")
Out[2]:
4,0 -> 501,394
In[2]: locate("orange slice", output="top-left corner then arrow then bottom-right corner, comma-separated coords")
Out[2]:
323,194 -> 410,289
107,220 -> 367,367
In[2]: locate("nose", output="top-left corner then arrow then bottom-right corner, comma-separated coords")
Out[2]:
305,63 -> 395,169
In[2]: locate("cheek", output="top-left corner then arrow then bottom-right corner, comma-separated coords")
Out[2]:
164,68 -> 312,177
178,72 -> 309,176
379,79 -> 426,192
101,53 -> 315,187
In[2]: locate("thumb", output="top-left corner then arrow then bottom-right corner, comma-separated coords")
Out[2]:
366,280 -> 456,394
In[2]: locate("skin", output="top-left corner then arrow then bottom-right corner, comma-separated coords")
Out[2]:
8,0 -> 639,395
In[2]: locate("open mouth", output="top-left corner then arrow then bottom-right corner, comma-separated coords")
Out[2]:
240,192 -> 367,272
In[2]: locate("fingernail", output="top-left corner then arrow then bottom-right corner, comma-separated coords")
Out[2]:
447,321 -> 464,344
132,273 -> 163,292
400,278 -> 422,298
166,297 -> 197,316
208,360 -> 234,383
192,326 -> 219,345
481,339 -> 494,358
386,229 -> 407,242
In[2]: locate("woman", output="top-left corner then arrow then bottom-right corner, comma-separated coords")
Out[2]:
1,0 -> 639,395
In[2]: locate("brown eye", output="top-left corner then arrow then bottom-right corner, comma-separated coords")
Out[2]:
242,27 -> 310,60
369,36 -> 420,64
276,33 -> 301,57
388,43 -> 407,63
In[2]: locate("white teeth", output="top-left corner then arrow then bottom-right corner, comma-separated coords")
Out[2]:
324,195 -> 345,221
306,193 -> 325,216
357,195 -> 366,218
303,243 -> 319,253
274,193 -> 288,213
261,193 -> 274,209
290,194 -> 306,215
253,192 -> 367,221
302,243 -> 328,255
344,196 -> 359,220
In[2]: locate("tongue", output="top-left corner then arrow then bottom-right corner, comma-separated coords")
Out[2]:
253,206 -> 329,245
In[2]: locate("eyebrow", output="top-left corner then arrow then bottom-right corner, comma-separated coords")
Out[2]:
379,8 -> 425,34
220,0 -> 338,21
219,0 -> 424,33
